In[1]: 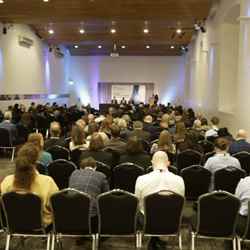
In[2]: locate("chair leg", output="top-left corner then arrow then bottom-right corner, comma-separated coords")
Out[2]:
5,234 -> 11,250
233,237 -> 237,250
191,232 -> 195,250
178,233 -> 183,250
139,232 -> 143,248
11,148 -> 15,161
95,234 -> 99,250
46,234 -> 51,250
92,234 -> 96,250
51,234 -> 55,250
237,237 -> 242,250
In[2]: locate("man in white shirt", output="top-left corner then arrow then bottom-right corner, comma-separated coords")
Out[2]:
135,151 -> 185,249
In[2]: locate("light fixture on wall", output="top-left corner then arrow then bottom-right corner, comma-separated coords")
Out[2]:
79,28 -> 85,34
48,29 -> 54,35
176,28 -> 182,34
170,45 -> 175,49
68,79 -> 75,86
74,45 -> 79,49
98,45 -> 102,49
121,45 -> 126,49
110,28 -> 116,34
146,45 -> 151,49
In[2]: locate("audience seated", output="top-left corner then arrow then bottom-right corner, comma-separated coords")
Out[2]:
80,133 -> 113,167
44,121 -> 65,150
0,143 -> 59,226
135,151 -> 185,249
28,133 -> 53,169
229,129 -> 250,155
129,121 -> 150,142
69,125 -> 88,151
205,116 -> 220,139
69,156 -> 109,231
204,138 -> 241,191
0,111 -> 17,144
119,136 -> 151,169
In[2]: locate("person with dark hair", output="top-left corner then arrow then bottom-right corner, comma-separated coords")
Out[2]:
204,138 -> 241,191
79,133 -> 113,167
104,124 -> 126,154
0,143 -> 58,226
119,136 -> 151,169
69,157 -> 109,232
205,116 -> 220,138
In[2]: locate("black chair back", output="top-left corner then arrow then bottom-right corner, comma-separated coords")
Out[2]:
36,162 -> 47,175
96,161 -> 112,181
214,166 -> 246,193
70,148 -> 82,167
198,140 -> 214,154
113,163 -> 144,193
176,149 -> 202,171
97,190 -> 138,235
48,160 -> 76,189
0,128 -> 12,147
181,165 -> 211,200
144,190 -> 184,234
1,192 -> 43,233
47,146 -> 70,161
50,189 -> 91,234
197,191 -> 240,237
233,152 -> 250,175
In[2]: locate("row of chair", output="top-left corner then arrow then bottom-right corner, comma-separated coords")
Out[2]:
42,159 -> 247,200
1,189 -> 250,250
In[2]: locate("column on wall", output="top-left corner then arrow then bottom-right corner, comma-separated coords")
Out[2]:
236,0 -> 250,132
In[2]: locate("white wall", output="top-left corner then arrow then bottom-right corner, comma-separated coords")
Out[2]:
69,56 -> 186,108
0,23 -> 69,109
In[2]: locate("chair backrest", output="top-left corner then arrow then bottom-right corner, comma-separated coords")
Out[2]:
50,188 -> 91,234
70,148 -> 82,167
113,163 -> 145,193
36,162 -> 47,175
0,128 -> 12,147
176,149 -> 203,171
97,190 -> 138,235
181,165 -> 211,200
214,166 -> 246,193
197,191 -> 240,237
1,192 -> 43,233
233,152 -> 250,175
47,145 -> 70,161
144,190 -> 184,235
198,140 -> 215,154
96,161 -> 112,181
48,160 -> 76,189
242,201 -> 250,239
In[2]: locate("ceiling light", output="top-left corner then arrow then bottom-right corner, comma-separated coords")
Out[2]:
121,45 -> 126,49
0,0 -> 4,3
48,29 -> 54,34
74,45 -> 79,49
98,45 -> 102,49
43,0 -> 49,2
79,29 -> 85,34
146,45 -> 150,49
176,28 -> 182,34
171,45 -> 175,49
143,28 -> 149,34
110,28 -> 116,34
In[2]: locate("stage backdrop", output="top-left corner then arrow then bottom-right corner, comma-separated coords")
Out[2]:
98,82 -> 154,104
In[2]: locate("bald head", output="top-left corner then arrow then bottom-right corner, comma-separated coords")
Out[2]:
237,129 -> 248,140
151,151 -> 170,170
50,122 -> 61,137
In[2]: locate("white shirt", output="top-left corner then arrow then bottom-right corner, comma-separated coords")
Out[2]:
235,176 -> 250,216
205,125 -> 219,138
135,169 -> 185,213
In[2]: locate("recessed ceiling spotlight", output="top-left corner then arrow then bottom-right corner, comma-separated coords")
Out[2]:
79,29 -> 85,34
143,28 -> 149,34
74,45 -> 79,49
146,45 -> 150,49
48,29 -> 54,34
121,45 -> 126,49
171,45 -> 175,49
98,45 -> 102,49
110,28 -> 116,34
176,28 -> 182,34
0,0 -> 4,3
43,0 -> 49,2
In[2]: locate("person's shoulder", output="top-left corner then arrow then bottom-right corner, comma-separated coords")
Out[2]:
94,170 -> 107,180
1,174 -> 14,185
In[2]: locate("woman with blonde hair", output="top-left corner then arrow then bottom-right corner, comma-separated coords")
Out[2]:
28,132 -> 53,168
70,125 -> 88,151
1,143 -> 58,226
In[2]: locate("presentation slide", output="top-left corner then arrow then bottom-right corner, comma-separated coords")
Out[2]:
111,84 -> 146,103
